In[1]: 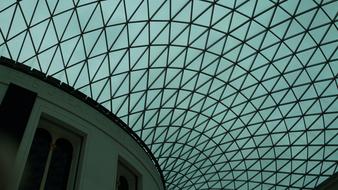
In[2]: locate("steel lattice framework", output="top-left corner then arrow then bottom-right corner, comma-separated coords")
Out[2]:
1,0 -> 338,189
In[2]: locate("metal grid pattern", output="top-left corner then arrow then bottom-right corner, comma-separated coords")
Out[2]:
0,0 -> 337,189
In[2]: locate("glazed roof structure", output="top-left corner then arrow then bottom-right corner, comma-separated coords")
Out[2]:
0,0 -> 338,189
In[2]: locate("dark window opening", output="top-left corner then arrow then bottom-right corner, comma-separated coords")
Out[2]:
116,160 -> 138,190
118,176 -> 129,190
19,128 -> 51,190
45,138 -> 73,190
0,83 -> 37,148
19,119 -> 82,190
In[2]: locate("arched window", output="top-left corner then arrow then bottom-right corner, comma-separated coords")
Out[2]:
118,176 -> 129,190
20,128 -> 52,190
45,138 -> 73,190
116,160 -> 138,190
20,119 -> 82,190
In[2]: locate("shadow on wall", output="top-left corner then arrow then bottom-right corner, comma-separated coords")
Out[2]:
0,134 -> 16,190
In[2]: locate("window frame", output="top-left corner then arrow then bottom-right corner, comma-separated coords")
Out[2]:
20,117 -> 83,190
39,118 -> 82,190
116,157 -> 142,190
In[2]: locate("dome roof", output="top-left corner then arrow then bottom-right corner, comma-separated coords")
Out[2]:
1,0 -> 337,189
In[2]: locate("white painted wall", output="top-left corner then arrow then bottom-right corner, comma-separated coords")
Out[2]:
0,64 -> 163,190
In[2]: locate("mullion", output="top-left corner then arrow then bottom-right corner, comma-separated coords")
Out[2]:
220,2 -> 282,187
67,0 -> 87,89
92,1 -> 113,105
44,0 -> 67,77
179,0 -> 244,187
215,3 -> 262,187
121,0 -> 132,126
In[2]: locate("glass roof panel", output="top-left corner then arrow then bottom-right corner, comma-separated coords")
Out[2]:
1,0 -> 338,189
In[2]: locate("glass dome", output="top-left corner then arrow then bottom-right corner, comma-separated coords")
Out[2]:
0,0 -> 337,189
